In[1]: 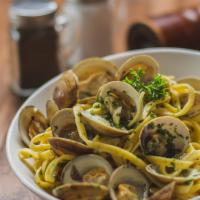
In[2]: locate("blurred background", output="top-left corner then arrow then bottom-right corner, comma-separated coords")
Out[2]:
1,0 -> 200,199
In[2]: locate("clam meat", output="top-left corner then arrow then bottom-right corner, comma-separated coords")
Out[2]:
62,154 -> 113,185
81,81 -> 142,137
140,116 -> 190,158
109,165 -> 149,200
53,154 -> 113,200
49,108 -> 92,155
19,106 -> 48,146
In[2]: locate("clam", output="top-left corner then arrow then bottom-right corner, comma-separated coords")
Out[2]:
49,108 -> 92,155
73,57 -> 117,98
46,99 -> 59,122
53,154 -> 113,199
19,106 -> 48,146
50,108 -> 77,138
53,70 -> 79,109
146,164 -> 200,184
49,137 -> 92,155
140,116 -> 190,158
149,181 -> 175,200
109,165 -> 149,200
53,182 -> 108,200
116,55 -> 159,83
81,81 -> 142,137
61,154 -> 113,185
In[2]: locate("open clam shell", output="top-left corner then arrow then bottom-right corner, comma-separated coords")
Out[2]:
53,70 -> 79,109
53,182 -> 108,200
149,181 -> 175,200
73,57 -> 117,81
140,116 -> 190,158
116,55 -> 159,83
50,108 -> 76,138
146,164 -> 200,184
19,106 -> 48,146
109,165 -> 149,200
61,154 -> 113,185
81,81 -> 142,137
73,58 -> 117,98
50,108 -> 92,155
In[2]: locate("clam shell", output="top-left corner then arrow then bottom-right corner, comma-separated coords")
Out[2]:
50,108 -> 92,154
73,57 -> 117,81
53,70 -> 79,109
81,81 -> 141,137
19,106 -> 48,146
62,154 -> 113,184
53,182 -> 108,200
116,55 -> 159,83
149,181 -> 175,200
49,137 -> 92,155
146,164 -> 200,183
50,108 -> 76,138
81,111 -> 131,137
140,116 -> 190,158
73,58 -> 117,98
109,165 -> 149,200
46,99 -> 59,122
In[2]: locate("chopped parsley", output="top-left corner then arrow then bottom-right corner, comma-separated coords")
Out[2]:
144,124 -> 182,158
147,122 -> 155,129
123,69 -> 167,102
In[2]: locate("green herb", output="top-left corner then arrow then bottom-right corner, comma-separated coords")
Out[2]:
123,69 -> 145,92
147,122 -> 155,129
184,179 -> 193,185
123,69 -> 167,102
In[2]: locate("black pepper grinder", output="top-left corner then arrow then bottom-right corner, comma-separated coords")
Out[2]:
9,0 -> 61,97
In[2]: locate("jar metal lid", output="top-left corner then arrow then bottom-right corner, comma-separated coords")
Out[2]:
10,0 -> 58,28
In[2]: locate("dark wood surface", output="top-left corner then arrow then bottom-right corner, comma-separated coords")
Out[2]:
1,0 -> 200,199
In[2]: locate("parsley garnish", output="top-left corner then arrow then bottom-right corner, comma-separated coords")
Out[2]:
123,69 -> 167,102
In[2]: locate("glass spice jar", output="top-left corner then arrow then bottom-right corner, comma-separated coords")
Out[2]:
9,0 -> 74,97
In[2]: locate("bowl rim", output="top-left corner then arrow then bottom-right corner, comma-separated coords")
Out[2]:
6,47 -> 200,199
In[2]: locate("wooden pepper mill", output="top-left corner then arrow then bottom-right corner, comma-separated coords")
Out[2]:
127,6 -> 200,50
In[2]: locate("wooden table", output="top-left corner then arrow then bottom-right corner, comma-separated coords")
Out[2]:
1,0 -> 200,199
0,0 -> 40,199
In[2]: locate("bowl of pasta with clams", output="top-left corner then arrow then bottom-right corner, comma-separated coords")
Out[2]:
6,48 -> 200,200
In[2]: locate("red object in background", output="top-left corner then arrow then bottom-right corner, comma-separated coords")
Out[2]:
127,6 -> 200,50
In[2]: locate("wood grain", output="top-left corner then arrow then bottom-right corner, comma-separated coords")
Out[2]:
0,0 -> 41,199
0,0 -> 199,199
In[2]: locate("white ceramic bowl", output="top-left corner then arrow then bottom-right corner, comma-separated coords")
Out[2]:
6,48 -> 200,200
